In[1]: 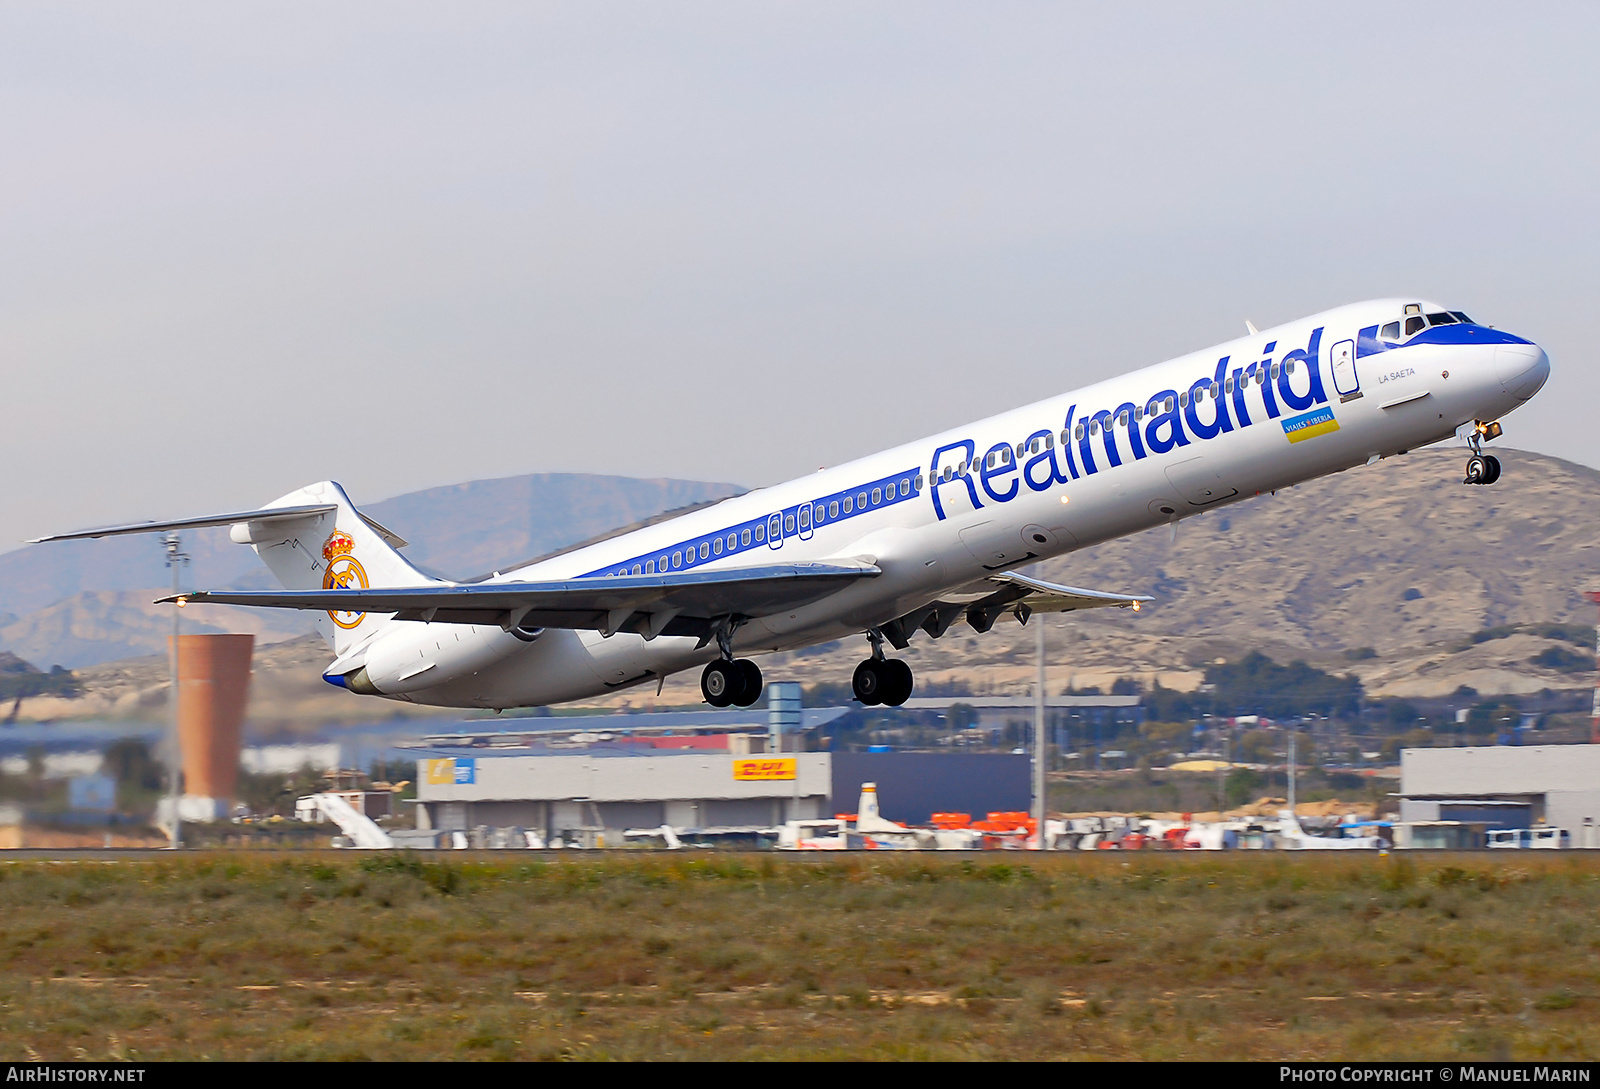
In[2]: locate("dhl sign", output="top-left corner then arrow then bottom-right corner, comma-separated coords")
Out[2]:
423,758 -> 475,785
733,757 -> 797,781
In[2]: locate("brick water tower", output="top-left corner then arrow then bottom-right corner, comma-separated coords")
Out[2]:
173,633 -> 254,821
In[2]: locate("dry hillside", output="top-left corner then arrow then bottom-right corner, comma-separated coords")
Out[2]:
11,446 -> 1599,724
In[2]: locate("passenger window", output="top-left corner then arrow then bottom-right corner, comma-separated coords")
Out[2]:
900,479 -> 909,496
1074,424 -> 1085,441
672,551 -> 682,568
784,516 -> 794,533
728,532 -> 737,549
798,507 -> 810,529
829,500 -> 839,517
913,476 -> 923,491
1088,420 -> 1099,437
1223,377 -> 1234,393
700,542 -> 710,559
1381,321 -> 1400,340
713,538 -> 723,555
741,529 -> 751,546
645,560 -> 654,574
632,564 -> 642,575
1269,363 -> 1280,379
755,524 -> 765,542
1405,315 -> 1425,336
1116,410 -> 1128,427
843,495 -> 853,513
1179,392 -> 1190,408
872,487 -> 882,504
858,491 -> 868,508
1043,433 -> 1053,448
985,452 -> 996,469
1284,362 -> 1295,376
1166,396 -> 1176,411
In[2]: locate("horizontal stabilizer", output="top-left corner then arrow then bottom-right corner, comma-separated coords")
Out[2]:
160,561 -> 880,639
27,504 -> 339,543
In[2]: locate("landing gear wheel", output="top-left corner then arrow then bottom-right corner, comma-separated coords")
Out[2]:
879,659 -> 914,707
701,659 -> 743,708
853,659 -> 886,706
733,659 -> 763,707
1482,454 -> 1501,485
1465,454 -> 1488,485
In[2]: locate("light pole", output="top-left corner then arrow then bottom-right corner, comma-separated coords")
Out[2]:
163,533 -> 189,850
1032,612 -> 1047,850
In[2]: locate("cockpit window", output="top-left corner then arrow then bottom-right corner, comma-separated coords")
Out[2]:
1380,321 -> 1401,341
1425,312 -> 1458,326
1404,315 -> 1426,337
1450,311 -> 1473,324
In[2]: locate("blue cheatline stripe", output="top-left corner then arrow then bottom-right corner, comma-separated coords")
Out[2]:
579,467 -> 922,578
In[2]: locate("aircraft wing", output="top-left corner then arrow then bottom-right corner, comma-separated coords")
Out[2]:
159,561 -> 880,641
880,571 -> 1152,645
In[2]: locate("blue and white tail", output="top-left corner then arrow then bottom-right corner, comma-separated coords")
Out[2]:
228,481 -> 442,654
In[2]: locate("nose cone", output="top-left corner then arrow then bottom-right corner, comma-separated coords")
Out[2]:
1495,342 -> 1550,401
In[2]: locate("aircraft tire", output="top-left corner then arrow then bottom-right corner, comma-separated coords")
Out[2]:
733,659 -> 763,707
1465,454 -> 1487,485
880,659 -> 914,707
1482,454 -> 1502,484
702,660 -> 743,708
852,659 -> 885,706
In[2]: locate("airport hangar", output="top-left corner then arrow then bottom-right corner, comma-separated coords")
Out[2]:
1399,743 -> 1600,839
397,691 -> 1138,844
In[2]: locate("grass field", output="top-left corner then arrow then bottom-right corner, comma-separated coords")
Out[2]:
1,851 -> 1597,1061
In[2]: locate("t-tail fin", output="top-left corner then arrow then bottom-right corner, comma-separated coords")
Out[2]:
30,480 -> 443,656
227,481 -> 441,653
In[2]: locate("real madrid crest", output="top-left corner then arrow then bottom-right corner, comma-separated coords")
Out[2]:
321,530 -> 369,629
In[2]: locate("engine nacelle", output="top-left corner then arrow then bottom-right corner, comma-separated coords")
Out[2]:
334,623 -> 531,695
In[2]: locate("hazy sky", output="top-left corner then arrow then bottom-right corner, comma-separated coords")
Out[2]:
3,3 -> 1596,554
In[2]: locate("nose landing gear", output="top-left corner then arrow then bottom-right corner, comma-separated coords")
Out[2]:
1464,454 -> 1501,486
851,628 -> 915,707
1464,421 -> 1504,485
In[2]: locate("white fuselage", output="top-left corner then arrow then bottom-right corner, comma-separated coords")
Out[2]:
348,299 -> 1549,709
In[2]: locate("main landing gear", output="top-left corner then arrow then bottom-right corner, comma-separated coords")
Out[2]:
1464,420 -> 1503,486
701,657 -> 763,708
852,629 -> 914,707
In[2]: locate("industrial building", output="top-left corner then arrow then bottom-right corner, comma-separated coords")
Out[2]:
411,746 -> 1028,846
1399,743 -> 1600,844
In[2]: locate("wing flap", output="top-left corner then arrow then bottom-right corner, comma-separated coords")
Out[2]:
883,571 -> 1151,642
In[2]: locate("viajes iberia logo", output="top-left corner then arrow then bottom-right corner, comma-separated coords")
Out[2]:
321,530 -> 368,629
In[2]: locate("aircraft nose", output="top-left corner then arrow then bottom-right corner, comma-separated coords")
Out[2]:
1495,342 -> 1550,401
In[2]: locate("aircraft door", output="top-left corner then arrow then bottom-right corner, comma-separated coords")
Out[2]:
1331,338 -> 1360,400
767,513 -> 783,550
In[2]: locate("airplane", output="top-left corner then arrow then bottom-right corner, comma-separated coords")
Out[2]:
1276,811 -> 1382,850
31,298 -> 1549,713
